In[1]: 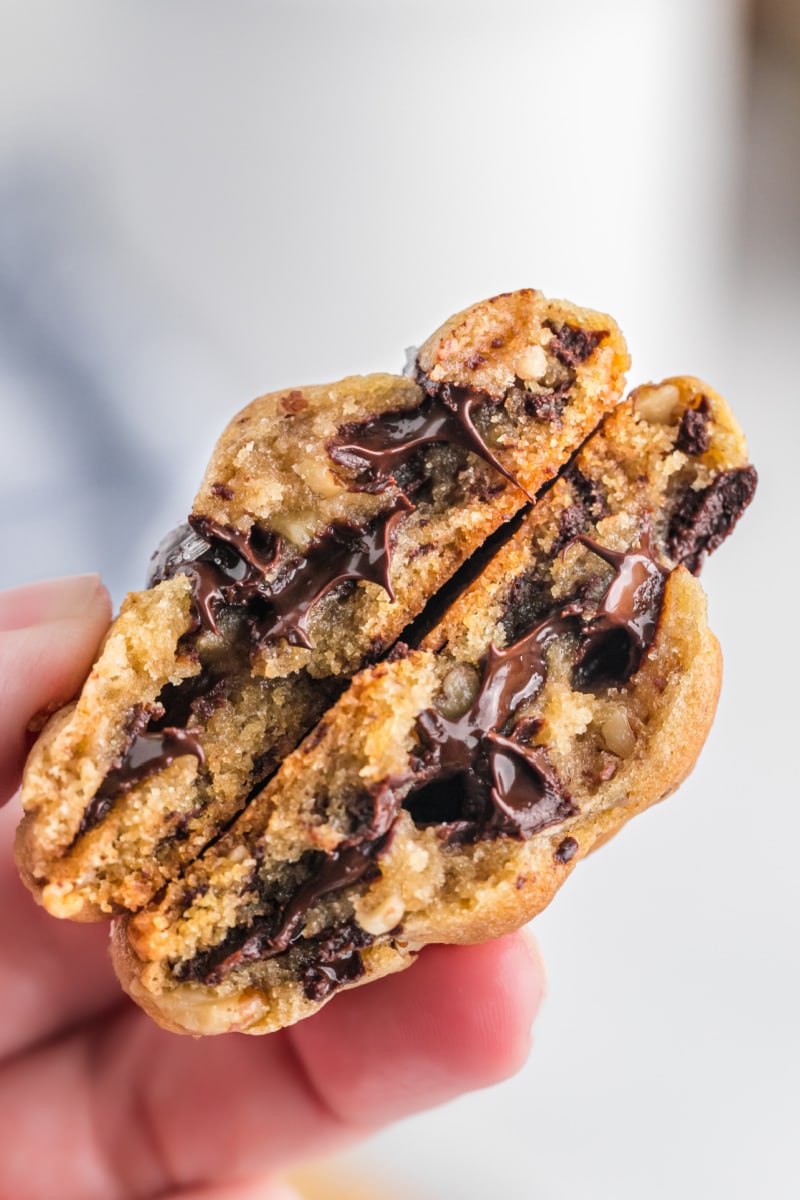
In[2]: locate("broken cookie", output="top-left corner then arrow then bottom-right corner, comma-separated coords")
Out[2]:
16,290 -> 628,918
112,377 -> 756,1035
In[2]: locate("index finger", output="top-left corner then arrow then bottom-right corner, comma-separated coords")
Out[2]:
0,575 -> 111,802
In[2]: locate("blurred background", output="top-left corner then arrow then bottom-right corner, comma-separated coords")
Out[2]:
1,1 -> 797,1196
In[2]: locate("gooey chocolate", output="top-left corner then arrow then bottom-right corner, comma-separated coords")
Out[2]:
329,386 -> 534,499
176,521 -> 670,987
406,524 -> 668,841
149,496 -> 411,649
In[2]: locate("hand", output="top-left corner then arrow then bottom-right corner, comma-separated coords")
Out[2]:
0,576 -> 545,1200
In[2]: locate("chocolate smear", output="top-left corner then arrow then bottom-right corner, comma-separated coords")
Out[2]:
301,921 -> 375,1001
409,609 -> 578,841
249,496 -> 412,649
331,385 -> 535,501
176,841 -> 384,986
80,721 -> 204,837
568,524 -> 669,691
149,496 -> 411,648
667,466 -> 757,574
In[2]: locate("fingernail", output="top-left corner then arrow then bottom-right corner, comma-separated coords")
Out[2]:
0,575 -> 106,632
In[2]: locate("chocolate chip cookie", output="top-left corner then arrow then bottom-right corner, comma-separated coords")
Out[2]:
16,290 -> 628,919
112,377 -> 756,1035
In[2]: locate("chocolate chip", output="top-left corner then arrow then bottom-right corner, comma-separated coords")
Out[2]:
564,465 -> 609,519
551,503 -> 590,556
210,482 -> 235,500
555,836 -> 578,863
676,397 -> 711,457
545,323 -> 607,368
667,466 -> 757,574
524,389 -> 568,425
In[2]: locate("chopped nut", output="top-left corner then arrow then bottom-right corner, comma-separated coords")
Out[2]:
357,893 -> 405,936
600,710 -> 636,758
292,457 -> 345,499
437,663 -> 481,719
516,344 -> 548,382
271,510 -> 319,546
635,383 -> 681,425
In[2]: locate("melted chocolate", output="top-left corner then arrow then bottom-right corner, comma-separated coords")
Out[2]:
301,921 -> 375,1001
80,723 -> 204,836
667,466 -> 757,574
148,519 -> 277,635
175,841 -> 384,986
407,523 -> 669,839
330,383 -> 535,501
569,525 -> 669,690
410,609 -> 578,841
149,497 -> 411,648
249,497 -> 412,649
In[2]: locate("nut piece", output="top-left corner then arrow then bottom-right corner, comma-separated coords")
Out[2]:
635,383 -> 681,425
357,892 -> 405,936
293,457 -> 345,499
271,510 -> 320,546
600,710 -> 636,758
515,344 -> 548,383
437,663 -> 481,719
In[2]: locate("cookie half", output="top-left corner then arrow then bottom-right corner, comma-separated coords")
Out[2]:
16,289 -> 628,918
113,377 -> 756,1034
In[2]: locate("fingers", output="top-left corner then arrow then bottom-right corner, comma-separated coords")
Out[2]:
0,804 -> 122,1059
0,575 -> 111,803
0,935 -> 544,1199
0,577 -> 118,1058
166,1182 -> 300,1200
288,933 -> 545,1126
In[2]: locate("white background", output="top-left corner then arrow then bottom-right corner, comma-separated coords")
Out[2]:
0,2 -> 796,1197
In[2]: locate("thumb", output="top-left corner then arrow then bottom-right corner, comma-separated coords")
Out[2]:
0,575 -> 111,804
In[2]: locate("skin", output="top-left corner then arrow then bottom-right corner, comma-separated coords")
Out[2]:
0,576 -> 545,1200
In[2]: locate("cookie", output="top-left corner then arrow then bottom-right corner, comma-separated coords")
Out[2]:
113,377 -> 756,1035
16,289 -> 628,919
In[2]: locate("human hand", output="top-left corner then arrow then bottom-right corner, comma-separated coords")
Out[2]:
0,575 -> 545,1200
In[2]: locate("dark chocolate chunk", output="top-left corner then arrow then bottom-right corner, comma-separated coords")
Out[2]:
667,466 -> 757,574
545,322 -> 607,368
569,524 -> 669,691
555,836 -> 579,863
79,720 -> 205,837
564,465 -> 609,520
487,736 -> 578,838
301,921 -> 375,1002
676,396 -> 711,457
210,482 -> 235,501
523,389 -> 569,425
552,503 -> 591,557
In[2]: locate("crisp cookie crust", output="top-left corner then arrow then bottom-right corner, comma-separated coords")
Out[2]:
112,378 -> 755,1035
16,290 -> 628,919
